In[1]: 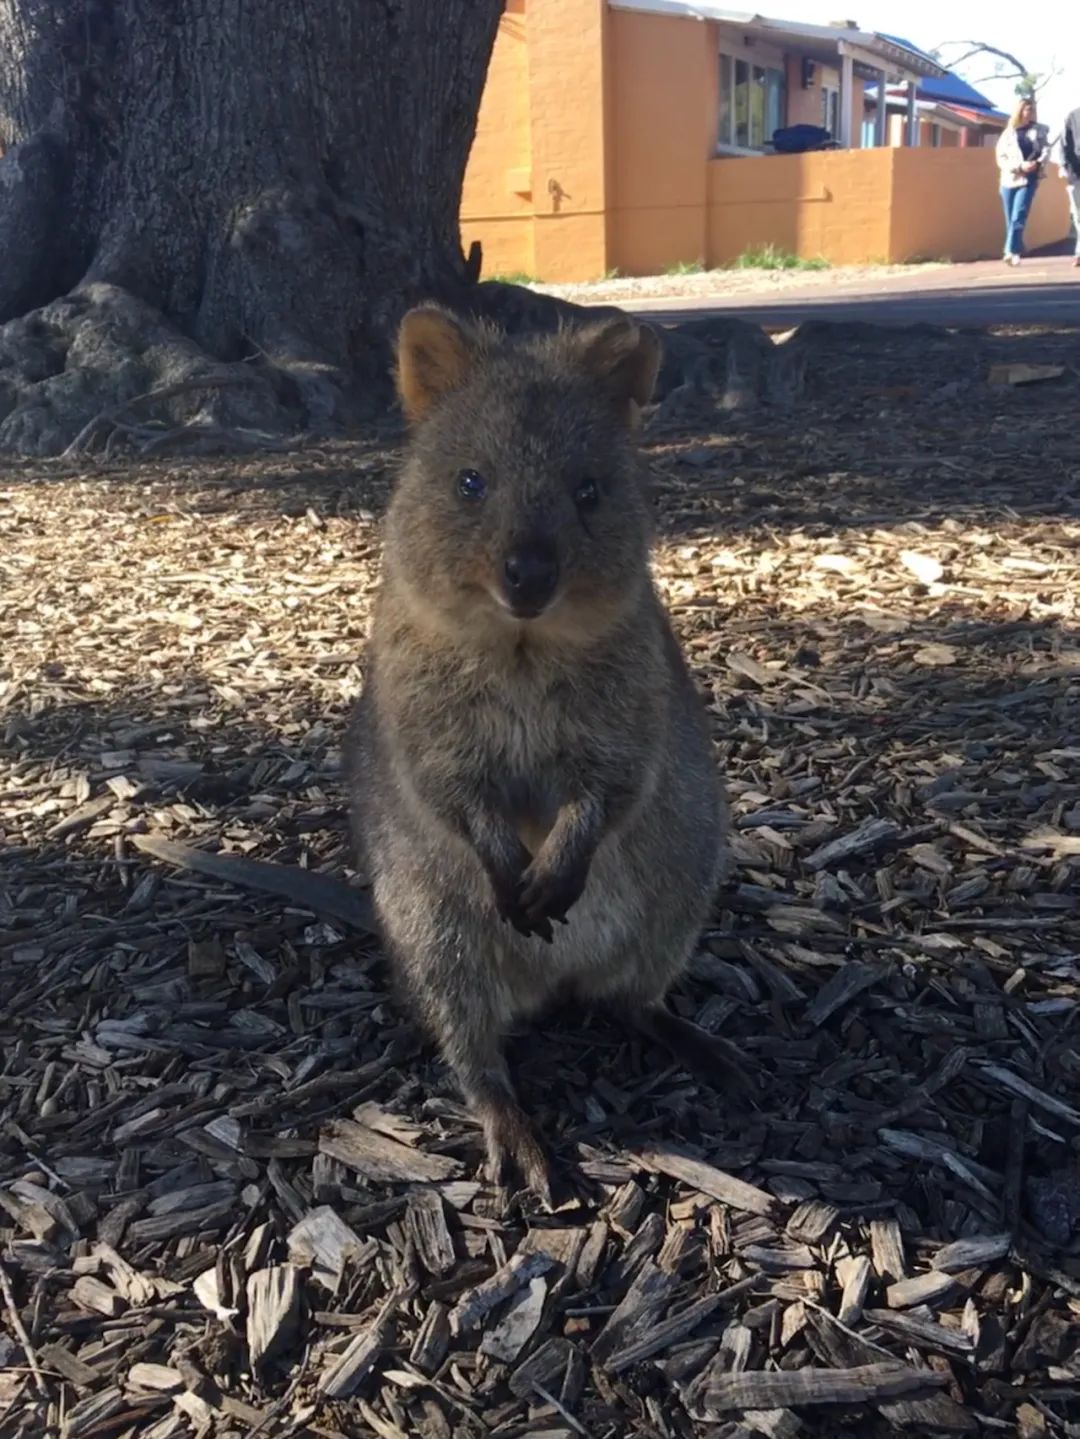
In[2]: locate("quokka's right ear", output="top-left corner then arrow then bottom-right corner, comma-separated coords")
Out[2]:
576,316 -> 662,422
396,306 -> 481,423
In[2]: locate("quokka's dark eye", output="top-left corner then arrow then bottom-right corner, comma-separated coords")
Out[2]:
457,469 -> 487,501
574,478 -> 599,510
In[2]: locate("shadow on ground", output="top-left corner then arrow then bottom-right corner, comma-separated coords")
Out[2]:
1,325 -> 1079,1437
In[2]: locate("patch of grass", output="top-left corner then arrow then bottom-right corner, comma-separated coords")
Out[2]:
600,267 -> 623,280
732,244 -> 830,272
489,270 -> 538,286
663,259 -> 706,276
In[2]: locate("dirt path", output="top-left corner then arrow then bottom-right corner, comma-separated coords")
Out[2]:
534,259 -> 949,307
539,252 -> 1080,330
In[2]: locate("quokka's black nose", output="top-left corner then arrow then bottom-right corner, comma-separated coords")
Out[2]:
503,544 -> 559,615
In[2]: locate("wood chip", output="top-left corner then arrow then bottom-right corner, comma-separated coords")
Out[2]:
287,1205 -> 369,1289
71,1276 -> 125,1318
127,1364 -> 183,1393
639,1145 -> 779,1217
605,1291 -> 723,1374
804,961 -> 884,1027
836,1254 -> 873,1326
480,1276 -> 548,1362
409,1302 -> 450,1374
885,1270 -> 958,1311
701,1363 -> 947,1415
803,818 -> 901,871
406,1189 -> 456,1276
931,1232 -> 1010,1274
786,1200 -> 839,1246
319,1118 -> 462,1184
869,1218 -> 907,1284
590,1261 -> 679,1368
974,1062 -> 1080,1126
61,1386 -> 127,1439
863,1307 -> 975,1358
508,1337 -> 575,1400
900,550 -> 945,585
246,1266 -> 302,1369
133,833 -> 376,930
448,1251 -> 553,1337
318,1311 -> 393,1400
988,362 -> 1065,386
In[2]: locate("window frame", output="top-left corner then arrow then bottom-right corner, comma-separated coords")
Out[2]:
821,82 -> 840,142
716,40 -> 788,155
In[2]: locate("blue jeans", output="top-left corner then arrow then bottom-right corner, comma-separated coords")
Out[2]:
1001,181 -> 1037,257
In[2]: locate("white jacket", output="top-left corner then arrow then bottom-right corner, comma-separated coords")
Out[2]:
996,122 -> 1051,188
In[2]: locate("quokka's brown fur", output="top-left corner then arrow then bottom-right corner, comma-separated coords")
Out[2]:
345,304 -> 745,1200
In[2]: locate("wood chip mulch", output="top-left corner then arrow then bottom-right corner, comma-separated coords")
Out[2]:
1,323 -> 1079,1439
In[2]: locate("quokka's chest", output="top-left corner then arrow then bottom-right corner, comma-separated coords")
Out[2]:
469,694 -> 564,765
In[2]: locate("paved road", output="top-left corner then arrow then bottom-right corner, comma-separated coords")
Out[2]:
626,253 -> 1080,331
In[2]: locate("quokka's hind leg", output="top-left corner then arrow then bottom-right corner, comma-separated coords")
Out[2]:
578,925 -> 759,1098
380,885 -> 555,1204
432,1003 -> 554,1206
591,951 -> 760,1099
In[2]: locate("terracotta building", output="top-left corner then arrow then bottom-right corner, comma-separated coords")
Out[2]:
461,0 -> 1064,280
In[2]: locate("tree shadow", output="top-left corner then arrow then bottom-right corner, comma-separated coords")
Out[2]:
647,324 -> 1080,542
0,323 -> 1076,535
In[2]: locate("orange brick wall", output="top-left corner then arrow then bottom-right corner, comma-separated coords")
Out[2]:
460,0 -> 611,281
706,148 -> 895,267
607,9 -> 712,275
889,146 -> 1066,260
460,0 -> 534,277
528,0 -> 611,282
705,146 -> 1068,268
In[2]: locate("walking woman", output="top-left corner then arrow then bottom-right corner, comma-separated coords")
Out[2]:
996,98 -> 1051,265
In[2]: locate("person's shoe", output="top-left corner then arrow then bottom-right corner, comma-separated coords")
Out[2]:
1008,254 -> 1021,266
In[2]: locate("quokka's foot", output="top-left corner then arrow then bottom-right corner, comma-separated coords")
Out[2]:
479,1089 -> 555,1209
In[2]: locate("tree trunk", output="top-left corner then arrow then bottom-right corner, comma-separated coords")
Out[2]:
0,0 -> 503,455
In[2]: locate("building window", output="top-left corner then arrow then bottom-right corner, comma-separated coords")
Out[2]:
735,58 -> 751,147
929,123 -> 941,147
822,84 -> 840,141
764,65 -> 784,141
718,51 -> 786,150
718,53 -> 734,148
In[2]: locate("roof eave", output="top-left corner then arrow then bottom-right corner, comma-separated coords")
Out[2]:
607,2 -> 949,79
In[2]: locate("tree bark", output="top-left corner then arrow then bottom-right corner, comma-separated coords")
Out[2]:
0,0 -> 503,455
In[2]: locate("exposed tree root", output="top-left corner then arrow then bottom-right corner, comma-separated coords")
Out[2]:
61,373 -> 267,457
133,424 -> 303,459
0,282 -> 297,457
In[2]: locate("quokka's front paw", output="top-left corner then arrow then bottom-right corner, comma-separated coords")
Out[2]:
486,864 -> 555,943
517,848 -> 589,933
